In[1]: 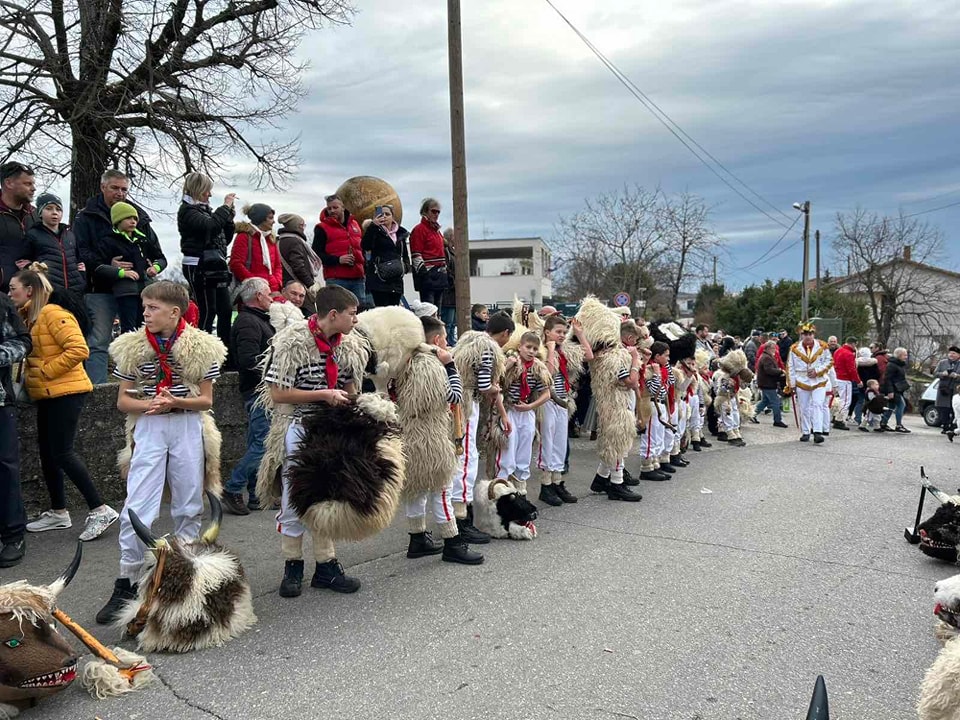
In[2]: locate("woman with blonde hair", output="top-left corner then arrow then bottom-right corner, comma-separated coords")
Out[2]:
7,263 -> 118,541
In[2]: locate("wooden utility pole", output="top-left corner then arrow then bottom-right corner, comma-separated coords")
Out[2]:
814,229 -> 821,312
447,0 -> 471,334
799,201 -> 811,321
712,255 -> 718,285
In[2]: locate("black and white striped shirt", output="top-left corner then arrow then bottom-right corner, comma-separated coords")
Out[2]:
645,366 -> 666,402
475,351 -> 494,393
444,362 -> 463,405
114,360 -> 220,397
506,364 -> 547,405
264,354 -> 354,416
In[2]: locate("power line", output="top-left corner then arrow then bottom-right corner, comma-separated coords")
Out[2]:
543,0 -> 792,231
901,186 -> 960,207
738,214 -> 802,271
901,199 -> 960,219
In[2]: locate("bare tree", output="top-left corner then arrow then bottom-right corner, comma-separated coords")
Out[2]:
833,208 -> 951,351
0,0 -> 353,216
657,191 -> 720,312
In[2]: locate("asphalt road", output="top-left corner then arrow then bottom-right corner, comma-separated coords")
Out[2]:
6,413 -> 958,720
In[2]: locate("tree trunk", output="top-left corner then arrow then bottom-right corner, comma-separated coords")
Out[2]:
69,122 -> 112,221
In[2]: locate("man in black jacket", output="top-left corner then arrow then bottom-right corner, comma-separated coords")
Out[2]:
0,292 -> 32,567
73,169 -> 161,384
224,277 -> 276,515
0,161 -> 36,292
880,347 -> 911,433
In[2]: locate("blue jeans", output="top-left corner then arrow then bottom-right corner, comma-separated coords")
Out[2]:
754,388 -> 782,423
440,305 -> 457,346
226,397 -> 270,496
853,394 -> 866,424
326,278 -> 369,307
84,293 -> 119,385
882,394 -> 906,427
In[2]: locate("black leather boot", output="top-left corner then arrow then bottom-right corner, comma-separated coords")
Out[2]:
442,536 -> 484,565
590,473 -> 610,493
311,559 -> 361,593
96,578 -> 138,624
553,481 -> 578,503
407,532 -> 444,558
279,559 -> 304,598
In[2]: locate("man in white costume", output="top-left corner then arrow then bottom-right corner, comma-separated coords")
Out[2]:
786,322 -> 834,444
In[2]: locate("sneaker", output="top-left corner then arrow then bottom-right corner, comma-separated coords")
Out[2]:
878,424 -> 891,432
407,532 -> 444,558
456,518 -> 491,545
895,425 -> 912,434
96,578 -> 138,624
247,496 -> 263,512
0,540 -> 25,568
26,510 -> 72,533
78,506 -> 119,542
222,492 -> 250,516
311,559 -> 361,593
773,421 -> 789,428
538,484 -> 563,507
279,559 -> 304,598
590,474 -> 610,493
800,434 -> 810,442
813,433 -> 825,444
606,483 -> 642,502
554,481 -> 578,503
442,537 -> 484,565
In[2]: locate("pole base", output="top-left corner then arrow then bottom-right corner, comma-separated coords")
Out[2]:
905,526 -> 921,544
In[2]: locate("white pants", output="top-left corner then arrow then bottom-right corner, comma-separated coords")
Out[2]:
719,396 -> 740,432
496,407 -> 536,481
661,403 -> 679,459
450,400 -> 480,505
640,409 -> 664,469
835,380 -> 853,418
596,458 -> 624,484
276,422 -> 336,562
538,401 -> 568,473
676,399 -> 688,449
689,394 -> 703,435
404,478 -> 457,537
796,386 -> 827,434
119,413 -> 204,580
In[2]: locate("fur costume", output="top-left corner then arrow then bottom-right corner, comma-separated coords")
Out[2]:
269,301 -> 305,331
339,305 -> 424,394
454,330 -> 507,478
473,478 -> 538,540
117,494 -> 256,653
712,350 -> 749,440
285,393 -> 404,541
394,344 -> 457,498
919,572 -> 960,720
109,325 -> 227,497
504,297 -> 546,359
575,296 -> 621,352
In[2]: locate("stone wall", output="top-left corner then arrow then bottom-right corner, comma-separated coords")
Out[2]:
16,373 -> 247,514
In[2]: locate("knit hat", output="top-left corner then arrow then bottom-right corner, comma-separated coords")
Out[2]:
244,203 -> 274,226
408,300 -> 439,318
110,201 -> 139,226
950,346 -> 960,354
35,192 -> 62,211
277,212 -> 304,230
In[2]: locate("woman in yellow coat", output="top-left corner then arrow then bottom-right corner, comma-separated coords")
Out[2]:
7,263 -> 118,541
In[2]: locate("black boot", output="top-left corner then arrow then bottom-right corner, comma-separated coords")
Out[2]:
407,532 -> 444,558
553,481 -> 578,503
442,536 -> 484,565
589,429 -> 598,441
607,482 -> 642,502
96,578 -> 138,624
729,437 -> 747,447
716,432 -> 728,442
691,441 -> 702,452
813,432 -> 825,444
640,469 -> 670,481
222,492 -> 250,516
279,559 -> 304,598
457,507 -> 491,544
538,484 -> 563,507
590,473 -> 610,493
311,559 -> 361,593
621,469 -> 640,486
698,438 -> 713,448
658,463 -> 676,474
832,420 -> 849,431
670,455 -> 689,467
799,434 -> 810,442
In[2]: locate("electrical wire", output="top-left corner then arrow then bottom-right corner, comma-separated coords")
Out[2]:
737,214 -> 802,271
901,199 -> 960,219
543,0 -> 792,231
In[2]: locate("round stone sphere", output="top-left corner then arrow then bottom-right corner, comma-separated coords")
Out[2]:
336,176 -> 403,227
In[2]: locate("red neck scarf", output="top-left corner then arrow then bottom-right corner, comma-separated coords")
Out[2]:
519,358 -> 534,402
659,364 -> 676,413
307,315 -> 342,389
145,317 -> 186,392
557,349 -> 570,393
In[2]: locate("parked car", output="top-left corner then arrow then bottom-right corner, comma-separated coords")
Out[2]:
920,378 -> 941,426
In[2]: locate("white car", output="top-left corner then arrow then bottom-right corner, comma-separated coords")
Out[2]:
920,378 -> 941,426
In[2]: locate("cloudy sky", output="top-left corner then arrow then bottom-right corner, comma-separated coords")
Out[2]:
134,0 -> 960,291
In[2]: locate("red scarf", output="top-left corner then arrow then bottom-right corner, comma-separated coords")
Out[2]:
557,349 -> 570,393
659,364 -> 676,414
519,358 -> 534,402
307,315 -> 342,389
145,317 -> 186,392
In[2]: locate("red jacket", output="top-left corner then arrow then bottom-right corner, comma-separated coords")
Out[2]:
833,344 -> 861,383
409,217 -> 446,270
315,209 -> 364,281
229,223 -> 283,291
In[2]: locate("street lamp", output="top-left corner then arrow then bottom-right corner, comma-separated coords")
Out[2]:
793,201 -> 811,321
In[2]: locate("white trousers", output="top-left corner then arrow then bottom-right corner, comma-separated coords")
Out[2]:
538,401 -> 568,472
640,409 -> 664,466
835,380 -> 853,418
496,407 -> 536,481
689,394 -> 703,434
404,477 -> 457,536
720,397 -> 740,432
675,399 -> 688,449
276,422 -> 336,562
450,400 -> 480,505
119,413 -> 204,580
796,386 -> 827,434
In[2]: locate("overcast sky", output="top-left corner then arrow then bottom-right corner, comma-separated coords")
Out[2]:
130,0 -> 960,291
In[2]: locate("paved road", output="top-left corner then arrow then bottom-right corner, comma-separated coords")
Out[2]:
6,414 -> 956,719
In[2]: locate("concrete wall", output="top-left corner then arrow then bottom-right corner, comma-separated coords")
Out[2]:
16,373 -> 247,514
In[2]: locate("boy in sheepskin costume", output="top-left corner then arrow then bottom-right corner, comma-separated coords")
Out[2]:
691,349 -> 714,450
713,349 -> 752,447
451,311 -> 512,543
577,298 -> 642,502
495,331 -> 551,501
395,316 -> 483,565
638,339 -> 673,482
97,281 -> 227,625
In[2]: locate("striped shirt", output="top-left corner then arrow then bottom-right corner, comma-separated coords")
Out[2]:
506,363 -> 547,405
552,369 -> 569,400
263,353 -> 354,417
475,351 -> 494,393
114,359 -> 220,398
444,362 -> 463,404
645,366 -> 666,401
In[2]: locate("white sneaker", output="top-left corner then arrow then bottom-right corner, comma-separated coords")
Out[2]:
78,506 -> 120,542
26,510 -> 72,533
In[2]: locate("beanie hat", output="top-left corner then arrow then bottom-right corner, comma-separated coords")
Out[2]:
244,203 -> 274,226
408,300 -> 439,319
35,192 -> 62,211
277,212 -> 304,230
111,201 -> 139,227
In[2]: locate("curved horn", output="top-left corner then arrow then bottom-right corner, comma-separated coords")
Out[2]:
49,541 -> 83,597
488,478 -> 511,501
805,675 -> 829,720
926,484 -> 956,505
128,508 -> 158,549
201,491 -> 222,544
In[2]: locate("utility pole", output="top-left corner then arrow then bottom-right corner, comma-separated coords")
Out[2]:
712,255 -> 717,285
447,0 -> 471,335
795,201 -> 811,321
814,229 -> 821,313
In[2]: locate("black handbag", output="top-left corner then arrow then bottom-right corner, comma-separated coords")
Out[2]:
200,248 -> 231,287
894,379 -> 911,393
375,257 -> 404,281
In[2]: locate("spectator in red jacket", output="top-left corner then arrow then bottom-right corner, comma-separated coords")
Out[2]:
311,194 -> 366,304
229,203 -> 282,293
831,336 -> 861,429
409,197 -> 449,308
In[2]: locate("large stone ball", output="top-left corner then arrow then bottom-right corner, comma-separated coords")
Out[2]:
336,176 -> 403,227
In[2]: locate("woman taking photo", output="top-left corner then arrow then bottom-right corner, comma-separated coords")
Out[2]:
362,204 -> 409,307
178,172 -> 236,347
8,264 -> 118,541
409,197 -> 449,307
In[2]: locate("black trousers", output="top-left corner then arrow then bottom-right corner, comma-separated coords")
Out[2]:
370,290 -> 402,307
184,264 -> 232,348
418,288 -> 445,307
940,405 -> 955,430
36,393 -> 102,511
0,406 -> 26,544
